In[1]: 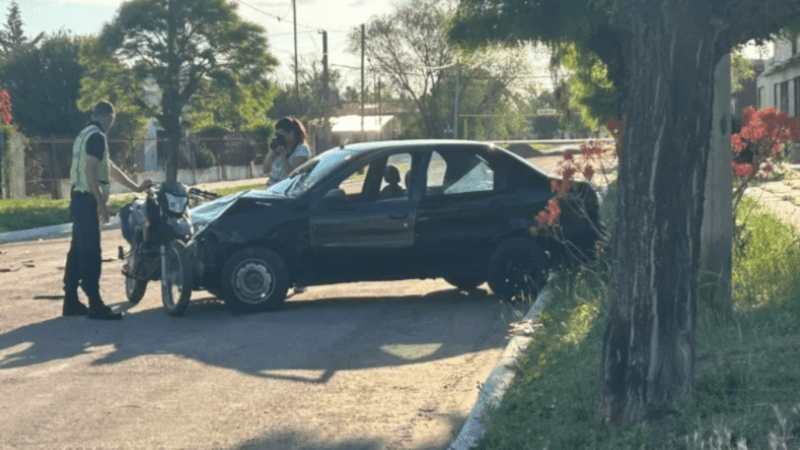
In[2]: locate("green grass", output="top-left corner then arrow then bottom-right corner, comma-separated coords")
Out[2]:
0,183 -> 266,233
495,141 -> 557,152
0,195 -> 134,232
474,186 -> 800,450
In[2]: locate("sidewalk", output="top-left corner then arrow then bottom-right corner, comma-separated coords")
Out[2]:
740,167 -> 800,228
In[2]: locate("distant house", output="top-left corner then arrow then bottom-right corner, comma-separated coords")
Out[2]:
756,39 -> 800,115
330,114 -> 401,145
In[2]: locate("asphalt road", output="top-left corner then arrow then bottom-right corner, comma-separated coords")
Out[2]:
0,152 -> 587,449
0,232 -> 529,450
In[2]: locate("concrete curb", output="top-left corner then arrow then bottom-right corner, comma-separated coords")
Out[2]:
0,216 -> 121,245
448,286 -> 553,450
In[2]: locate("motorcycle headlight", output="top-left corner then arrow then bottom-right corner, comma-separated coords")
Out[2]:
164,191 -> 189,214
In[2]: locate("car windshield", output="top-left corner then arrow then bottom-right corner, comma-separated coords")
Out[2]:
266,150 -> 357,197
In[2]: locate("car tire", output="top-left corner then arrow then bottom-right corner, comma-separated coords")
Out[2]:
220,247 -> 289,313
443,276 -> 485,291
487,237 -> 549,302
125,250 -> 147,305
161,240 -> 193,317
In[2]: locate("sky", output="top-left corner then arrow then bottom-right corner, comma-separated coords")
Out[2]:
5,0 -> 774,90
8,0 -> 399,86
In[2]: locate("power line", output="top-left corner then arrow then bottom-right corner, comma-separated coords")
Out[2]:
331,63 -> 552,79
232,0 -> 350,33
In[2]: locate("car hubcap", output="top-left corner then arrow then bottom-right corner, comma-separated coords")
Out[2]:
503,256 -> 540,301
233,260 -> 274,304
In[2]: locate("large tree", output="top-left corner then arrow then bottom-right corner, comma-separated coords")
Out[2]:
78,36 -> 152,143
350,0 -> 527,138
269,54 -> 343,120
0,32 -> 88,136
0,0 -> 43,59
450,0 -> 800,428
99,0 -> 277,182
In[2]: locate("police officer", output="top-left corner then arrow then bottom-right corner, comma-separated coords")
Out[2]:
62,101 -> 152,319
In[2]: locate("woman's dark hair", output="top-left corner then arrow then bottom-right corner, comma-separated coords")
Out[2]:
276,117 -> 307,144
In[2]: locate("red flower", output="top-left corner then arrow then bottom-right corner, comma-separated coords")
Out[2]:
563,150 -> 573,161
583,165 -> 595,180
732,162 -> 755,178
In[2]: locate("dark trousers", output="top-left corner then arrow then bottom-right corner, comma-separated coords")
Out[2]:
63,191 -> 104,308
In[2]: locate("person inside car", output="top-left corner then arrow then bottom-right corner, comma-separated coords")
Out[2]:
379,165 -> 405,199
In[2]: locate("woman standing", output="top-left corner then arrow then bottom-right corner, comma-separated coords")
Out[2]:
262,117 -> 311,186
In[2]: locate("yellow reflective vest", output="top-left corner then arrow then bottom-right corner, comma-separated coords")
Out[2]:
70,124 -> 110,198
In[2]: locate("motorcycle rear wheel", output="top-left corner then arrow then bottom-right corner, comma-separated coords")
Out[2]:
125,250 -> 147,305
161,240 -> 193,317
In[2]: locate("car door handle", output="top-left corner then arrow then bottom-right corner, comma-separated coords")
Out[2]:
388,212 -> 408,220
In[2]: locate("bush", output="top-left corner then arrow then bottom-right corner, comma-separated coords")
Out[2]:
733,196 -> 800,309
195,148 -> 217,169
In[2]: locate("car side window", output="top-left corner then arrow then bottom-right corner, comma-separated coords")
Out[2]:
337,165 -> 369,200
379,153 -> 413,200
425,149 -> 494,196
444,159 -> 494,194
425,151 -> 447,195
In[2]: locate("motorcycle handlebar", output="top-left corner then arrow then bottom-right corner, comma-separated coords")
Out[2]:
140,184 -> 218,200
188,187 -> 219,200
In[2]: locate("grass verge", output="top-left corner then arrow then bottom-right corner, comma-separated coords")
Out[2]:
474,188 -> 800,450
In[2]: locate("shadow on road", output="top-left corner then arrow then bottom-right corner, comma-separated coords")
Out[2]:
0,287 -> 525,384
230,412 -> 467,450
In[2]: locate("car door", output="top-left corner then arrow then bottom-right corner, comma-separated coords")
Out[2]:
413,145 -> 510,275
305,149 -> 424,283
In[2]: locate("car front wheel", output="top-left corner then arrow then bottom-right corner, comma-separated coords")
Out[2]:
220,247 -> 289,313
487,237 -> 549,302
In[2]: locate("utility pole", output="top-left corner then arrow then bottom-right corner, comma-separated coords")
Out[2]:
453,62 -> 460,139
293,0 -> 299,114
320,30 -> 330,152
378,78 -> 382,140
360,23 -> 365,142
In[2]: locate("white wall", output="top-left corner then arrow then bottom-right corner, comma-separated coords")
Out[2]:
55,163 -> 266,199
756,37 -> 800,115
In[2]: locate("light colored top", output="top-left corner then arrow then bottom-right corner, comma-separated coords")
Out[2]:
269,143 -> 311,184
70,124 -> 110,198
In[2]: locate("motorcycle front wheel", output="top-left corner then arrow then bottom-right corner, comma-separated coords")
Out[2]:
161,240 -> 193,317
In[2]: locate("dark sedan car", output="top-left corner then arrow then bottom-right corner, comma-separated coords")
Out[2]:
177,140 -> 602,312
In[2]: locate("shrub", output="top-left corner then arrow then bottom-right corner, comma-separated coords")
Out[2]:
195,148 -> 217,169
732,196 -> 800,309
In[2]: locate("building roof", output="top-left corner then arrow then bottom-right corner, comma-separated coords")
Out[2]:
330,115 -> 396,133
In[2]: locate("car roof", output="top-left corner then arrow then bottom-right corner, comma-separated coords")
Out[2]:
323,139 -> 491,154
316,139 -> 553,180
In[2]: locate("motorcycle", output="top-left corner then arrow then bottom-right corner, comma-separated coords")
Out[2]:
118,181 -> 218,316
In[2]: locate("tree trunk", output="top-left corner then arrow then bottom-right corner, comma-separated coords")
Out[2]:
599,0 -> 723,427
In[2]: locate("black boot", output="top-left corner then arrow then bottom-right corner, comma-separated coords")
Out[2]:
62,296 -> 89,316
88,299 -> 123,320
62,250 -> 88,316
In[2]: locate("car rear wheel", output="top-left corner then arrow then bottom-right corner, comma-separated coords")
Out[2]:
162,240 -> 193,317
220,247 -> 289,313
487,237 -> 549,302
444,276 -> 485,291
